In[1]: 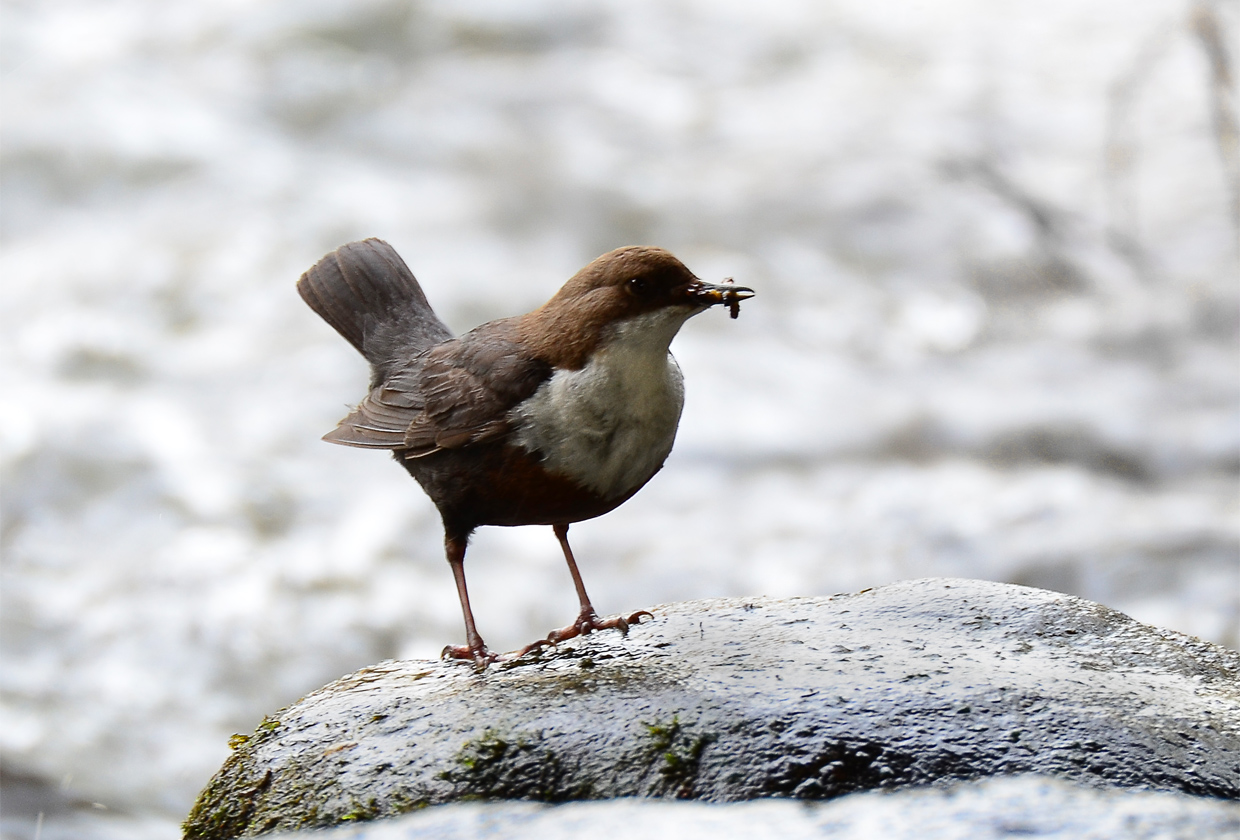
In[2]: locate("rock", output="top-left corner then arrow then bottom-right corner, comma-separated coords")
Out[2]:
183,579 -> 1240,839
254,776 -> 1240,840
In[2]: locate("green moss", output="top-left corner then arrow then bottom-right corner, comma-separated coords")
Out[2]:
182,716 -> 290,838
454,728 -> 511,772
436,727 -> 592,801
643,715 -> 714,798
337,797 -> 380,823
181,757 -> 269,840
661,734 -> 710,786
644,716 -> 681,753
388,793 -> 431,815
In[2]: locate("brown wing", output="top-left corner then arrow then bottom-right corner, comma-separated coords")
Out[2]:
323,319 -> 552,457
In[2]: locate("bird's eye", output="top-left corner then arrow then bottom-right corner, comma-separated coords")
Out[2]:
627,276 -> 651,296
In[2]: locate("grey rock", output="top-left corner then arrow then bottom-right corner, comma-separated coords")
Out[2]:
257,776 -> 1240,840
183,579 -> 1240,838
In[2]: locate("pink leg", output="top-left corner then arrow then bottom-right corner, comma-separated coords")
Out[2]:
521,523 -> 652,651
440,534 -> 497,668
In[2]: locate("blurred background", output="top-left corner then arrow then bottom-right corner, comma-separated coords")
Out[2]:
2,0 -> 1237,837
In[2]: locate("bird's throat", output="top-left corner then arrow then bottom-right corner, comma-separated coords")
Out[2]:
507,308 -> 692,499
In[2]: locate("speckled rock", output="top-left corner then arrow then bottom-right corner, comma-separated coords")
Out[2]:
256,776 -> 1240,840
183,579 -> 1240,839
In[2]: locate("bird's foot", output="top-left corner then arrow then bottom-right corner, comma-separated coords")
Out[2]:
441,643 -> 499,670
509,637 -> 555,659
542,608 -> 655,646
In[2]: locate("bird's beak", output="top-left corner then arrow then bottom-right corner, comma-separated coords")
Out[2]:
684,279 -> 755,318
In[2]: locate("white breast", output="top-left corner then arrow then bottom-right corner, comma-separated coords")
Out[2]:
509,308 -> 693,499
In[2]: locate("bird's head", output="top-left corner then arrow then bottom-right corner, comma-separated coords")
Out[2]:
521,246 -> 753,367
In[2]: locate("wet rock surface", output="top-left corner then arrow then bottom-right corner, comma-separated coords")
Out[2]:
256,776 -> 1240,840
183,579 -> 1240,838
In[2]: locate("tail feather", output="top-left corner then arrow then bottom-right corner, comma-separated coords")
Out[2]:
297,239 -> 453,373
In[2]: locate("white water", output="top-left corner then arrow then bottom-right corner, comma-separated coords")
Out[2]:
2,1 -> 1236,837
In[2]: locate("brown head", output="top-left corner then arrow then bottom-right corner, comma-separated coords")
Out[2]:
518,246 -> 753,369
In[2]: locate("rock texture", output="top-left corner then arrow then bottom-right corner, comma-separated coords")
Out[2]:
254,776 -> 1240,840
183,579 -> 1240,839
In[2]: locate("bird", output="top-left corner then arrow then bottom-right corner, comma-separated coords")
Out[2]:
297,238 -> 753,667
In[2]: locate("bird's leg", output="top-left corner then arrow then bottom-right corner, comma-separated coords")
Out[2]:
536,523 -> 653,646
440,533 -> 497,668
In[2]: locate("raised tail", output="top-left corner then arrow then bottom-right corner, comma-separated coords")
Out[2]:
297,239 -> 454,381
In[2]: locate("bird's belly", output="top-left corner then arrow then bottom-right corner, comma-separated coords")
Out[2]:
401,441 -> 629,531
509,350 -> 685,500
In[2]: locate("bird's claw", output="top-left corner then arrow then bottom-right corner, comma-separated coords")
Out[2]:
510,637 -> 556,659
452,610 -> 658,668
537,608 -> 655,647
441,643 -> 499,670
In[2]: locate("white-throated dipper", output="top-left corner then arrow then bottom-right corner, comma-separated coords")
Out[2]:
298,239 -> 753,666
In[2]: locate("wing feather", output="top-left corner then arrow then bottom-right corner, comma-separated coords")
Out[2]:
322,319 -> 552,455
